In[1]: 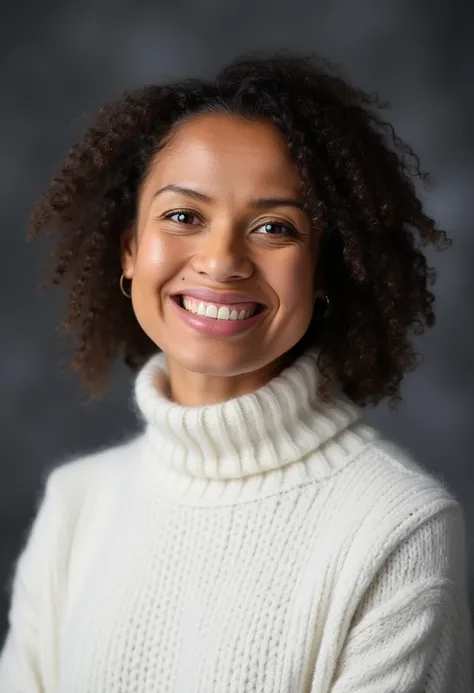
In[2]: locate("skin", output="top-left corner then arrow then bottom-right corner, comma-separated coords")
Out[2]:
121,113 -> 324,406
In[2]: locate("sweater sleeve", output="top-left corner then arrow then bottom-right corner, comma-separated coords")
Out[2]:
0,466 -> 69,693
327,503 -> 474,693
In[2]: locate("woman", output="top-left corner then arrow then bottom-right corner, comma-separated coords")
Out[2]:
0,52 -> 472,692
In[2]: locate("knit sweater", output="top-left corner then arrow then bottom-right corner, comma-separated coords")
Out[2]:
0,348 -> 472,692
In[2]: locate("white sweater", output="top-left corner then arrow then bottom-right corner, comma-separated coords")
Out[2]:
0,348 -> 472,692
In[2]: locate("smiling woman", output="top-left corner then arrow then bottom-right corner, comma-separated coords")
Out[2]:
0,52 -> 472,692
119,113 -> 319,403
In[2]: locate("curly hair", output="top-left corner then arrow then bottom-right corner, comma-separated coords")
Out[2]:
28,51 -> 451,408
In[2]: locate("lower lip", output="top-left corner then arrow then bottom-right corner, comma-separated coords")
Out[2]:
170,296 -> 266,337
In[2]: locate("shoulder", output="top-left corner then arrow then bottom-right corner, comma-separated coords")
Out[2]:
345,434 -> 465,564
366,435 -> 459,507
42,434 -> 145,514
322,435 -> 469,629
7,435 -> 146,598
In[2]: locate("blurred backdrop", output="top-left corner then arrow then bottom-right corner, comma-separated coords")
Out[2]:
1,0 -> 473,639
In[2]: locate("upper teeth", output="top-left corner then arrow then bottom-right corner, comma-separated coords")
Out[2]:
181,297 -> 256,321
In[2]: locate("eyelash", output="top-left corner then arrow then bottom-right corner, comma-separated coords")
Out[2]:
162,208 -> 299,237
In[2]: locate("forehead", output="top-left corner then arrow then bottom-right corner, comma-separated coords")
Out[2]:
143,113 -> 302,196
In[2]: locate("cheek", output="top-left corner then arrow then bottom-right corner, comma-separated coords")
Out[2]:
135,235 -> 175,281
271,250 -> 314,309
148,239 -> 166,266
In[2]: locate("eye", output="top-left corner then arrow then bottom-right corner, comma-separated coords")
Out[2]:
164,209 -> 201,225
254,221 -> 298,237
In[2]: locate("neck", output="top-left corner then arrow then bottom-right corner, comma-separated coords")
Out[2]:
134,346 -> 379,505
166,354 -> 286,406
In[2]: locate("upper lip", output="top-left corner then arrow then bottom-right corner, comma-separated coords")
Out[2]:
172,287 -> 266,306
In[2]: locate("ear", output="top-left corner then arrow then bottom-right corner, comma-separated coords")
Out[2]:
314,289 -> 325,303
313,267 -> 325,302
120,224 -> 137,279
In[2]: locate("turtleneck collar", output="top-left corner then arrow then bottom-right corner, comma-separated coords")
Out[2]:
133,347 -> 379,505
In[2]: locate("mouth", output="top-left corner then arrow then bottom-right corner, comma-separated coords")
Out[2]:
171,295 -> 265,322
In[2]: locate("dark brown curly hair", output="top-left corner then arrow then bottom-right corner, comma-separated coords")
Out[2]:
28,51 -> 451,408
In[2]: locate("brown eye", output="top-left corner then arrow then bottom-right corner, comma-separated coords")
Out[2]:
254,221 -> 298,237
165,210 -> 200,225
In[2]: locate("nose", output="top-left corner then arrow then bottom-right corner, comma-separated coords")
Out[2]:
190,224 -> 253,282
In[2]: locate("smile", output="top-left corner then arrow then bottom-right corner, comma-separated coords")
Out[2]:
170,295 -> 266,338
179,295 -> 261,321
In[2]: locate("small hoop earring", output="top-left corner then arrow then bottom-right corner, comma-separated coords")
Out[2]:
314,294 -> 330,319
120,273 -> 132,299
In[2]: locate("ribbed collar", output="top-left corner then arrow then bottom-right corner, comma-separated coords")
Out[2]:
134,348 -> 377,505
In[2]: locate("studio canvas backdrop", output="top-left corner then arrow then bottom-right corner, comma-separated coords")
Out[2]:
1,0 -> 473,641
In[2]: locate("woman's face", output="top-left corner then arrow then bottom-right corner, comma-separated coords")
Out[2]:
121,113 -> 322,382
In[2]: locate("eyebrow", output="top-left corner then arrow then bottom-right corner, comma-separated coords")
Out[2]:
152,184 -> 304,211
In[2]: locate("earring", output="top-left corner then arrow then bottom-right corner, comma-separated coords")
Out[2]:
120,272 -> 132,299
314,294 -> 330,319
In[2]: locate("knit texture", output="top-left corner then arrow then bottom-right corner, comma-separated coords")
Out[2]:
0,348 -> 472,692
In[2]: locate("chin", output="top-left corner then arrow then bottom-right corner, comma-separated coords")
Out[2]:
174,348 -> 252,377
168,343 -> 277,378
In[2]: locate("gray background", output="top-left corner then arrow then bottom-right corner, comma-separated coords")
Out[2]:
1,0 -> 473,641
